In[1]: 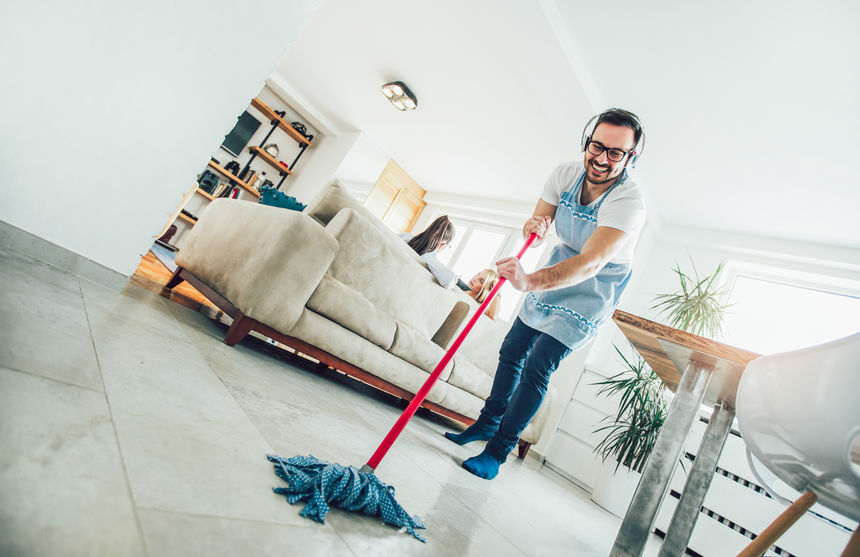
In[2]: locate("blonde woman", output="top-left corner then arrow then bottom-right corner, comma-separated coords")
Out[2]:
467,268 -> 501,320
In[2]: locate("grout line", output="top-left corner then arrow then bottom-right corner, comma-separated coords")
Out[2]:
77,277 -> 152,557
0,364 -> 106,394
133,505 -> 343,532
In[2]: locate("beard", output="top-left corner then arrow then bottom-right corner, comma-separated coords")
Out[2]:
586,159 -> 622,185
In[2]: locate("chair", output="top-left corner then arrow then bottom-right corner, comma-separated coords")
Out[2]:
735,332 -> 860,557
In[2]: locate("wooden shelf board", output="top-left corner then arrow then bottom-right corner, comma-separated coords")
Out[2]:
178,213 -> 197,225
250,97 -> 312,147
249,146 -> 292,175
195,188 -> 216,201
207,161 -> 259,197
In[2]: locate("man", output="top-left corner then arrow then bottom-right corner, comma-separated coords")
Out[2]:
445,108 -> 647,479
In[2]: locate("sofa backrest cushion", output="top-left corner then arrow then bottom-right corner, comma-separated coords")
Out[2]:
306,274 -> 397,351
325,208 -> 459,339
304,181 -> 424,265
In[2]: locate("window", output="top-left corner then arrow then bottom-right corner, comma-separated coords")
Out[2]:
721,265 -> 860,355
438,217 -> 548,321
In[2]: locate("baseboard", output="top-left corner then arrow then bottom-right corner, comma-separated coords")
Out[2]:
0,219 -> 129,292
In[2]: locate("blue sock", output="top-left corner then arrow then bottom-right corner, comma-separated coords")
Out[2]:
462,450 -> 504,480
444,423 -> 497,445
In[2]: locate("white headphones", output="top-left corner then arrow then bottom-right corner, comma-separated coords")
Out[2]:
580,108 -> 645,167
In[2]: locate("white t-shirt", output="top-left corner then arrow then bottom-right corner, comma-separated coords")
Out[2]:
540,162 -> 646,264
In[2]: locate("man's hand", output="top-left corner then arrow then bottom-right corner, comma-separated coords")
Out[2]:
523,215 -> 552,244
524,199 -> 557,247
496,256 -> 531,291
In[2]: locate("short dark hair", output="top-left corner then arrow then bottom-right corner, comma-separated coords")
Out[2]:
408,215 -> 455,255
594,108 -> 643,148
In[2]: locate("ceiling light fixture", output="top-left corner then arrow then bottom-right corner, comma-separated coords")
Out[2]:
381,81 -> 417,111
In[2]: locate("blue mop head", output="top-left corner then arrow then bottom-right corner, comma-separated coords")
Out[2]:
267,454 -> 427,542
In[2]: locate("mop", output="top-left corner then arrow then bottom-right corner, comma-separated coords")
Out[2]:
269,234 -> 537,541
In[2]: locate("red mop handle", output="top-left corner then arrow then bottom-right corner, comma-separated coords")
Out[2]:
365,233 -> 537,471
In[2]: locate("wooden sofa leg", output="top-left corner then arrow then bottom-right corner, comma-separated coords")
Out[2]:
517,440 -> 532,459
224,313 -> 254,346
165,267 -> 186,289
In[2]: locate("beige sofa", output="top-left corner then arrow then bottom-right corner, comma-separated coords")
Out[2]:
167,183 -> 555,456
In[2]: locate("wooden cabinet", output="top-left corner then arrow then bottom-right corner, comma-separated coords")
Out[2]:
364,159 -> 426,232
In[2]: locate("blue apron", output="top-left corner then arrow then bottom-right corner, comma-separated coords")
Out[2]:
519,170 -> 633,349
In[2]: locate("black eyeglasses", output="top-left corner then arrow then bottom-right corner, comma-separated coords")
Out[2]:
586,140 -> 634,162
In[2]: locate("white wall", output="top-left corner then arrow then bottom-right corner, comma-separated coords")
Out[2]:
1,0 -> 321,275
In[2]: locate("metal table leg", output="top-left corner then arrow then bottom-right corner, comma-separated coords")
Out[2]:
611,360 -> 713,557
658,401 -> 735,556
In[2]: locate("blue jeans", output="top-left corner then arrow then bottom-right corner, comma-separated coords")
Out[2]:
481,318 -> 572,460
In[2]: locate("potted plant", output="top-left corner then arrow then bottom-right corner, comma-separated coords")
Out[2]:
590,344 -> 669,517
651,258 -> 730,338
590,258 -> 729,517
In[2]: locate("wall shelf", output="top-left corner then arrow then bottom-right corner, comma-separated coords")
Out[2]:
250,97 -> 312,147
207,160 -> 259,197
178,212 -> 197,225
195,188 -> 216,201
248,146 -> 292,176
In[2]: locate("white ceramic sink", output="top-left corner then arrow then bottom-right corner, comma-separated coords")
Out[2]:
735,332 -> 860,521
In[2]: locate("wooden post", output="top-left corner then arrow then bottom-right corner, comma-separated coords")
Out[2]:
736,491 -> 817,557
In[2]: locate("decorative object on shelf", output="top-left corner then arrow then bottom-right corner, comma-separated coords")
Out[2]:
258,185 -> 306,211
198,170 -> 220,194
652,258 -> 730,338
156,225 -> 178,250
590,344 -> 670,517
260,179 -> 274,189
224,160 -> 242,176
381,81 -> 418,111
251,171 -> 267,190
290,121 -> 314,142
221,110 -> 261,156
263,143 -> 280,158
180,209 -> 198,222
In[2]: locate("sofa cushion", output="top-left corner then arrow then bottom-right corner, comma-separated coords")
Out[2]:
304,181 -> 425,264
454,311 -> 509,373
389,322 -> 453,381
448,358 -> 493,399
434,383 -> 485,421
324,208 -> 458,339
288,309 -> 450,405
306,274 -> 397,350
176,200 -> 337,334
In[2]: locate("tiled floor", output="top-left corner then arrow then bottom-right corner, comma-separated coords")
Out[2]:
0,244 -> 662,556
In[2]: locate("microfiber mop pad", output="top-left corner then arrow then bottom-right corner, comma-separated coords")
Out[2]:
267,454 -> 427,542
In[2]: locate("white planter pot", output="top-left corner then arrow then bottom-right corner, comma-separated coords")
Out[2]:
590,458 -> 643,518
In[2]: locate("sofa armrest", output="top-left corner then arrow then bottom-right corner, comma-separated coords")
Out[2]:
176,199 -> 338,333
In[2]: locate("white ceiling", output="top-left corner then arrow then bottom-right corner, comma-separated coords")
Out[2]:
276,0 -> 860,249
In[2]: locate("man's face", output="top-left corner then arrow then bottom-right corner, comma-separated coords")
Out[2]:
583,123 -> 637,186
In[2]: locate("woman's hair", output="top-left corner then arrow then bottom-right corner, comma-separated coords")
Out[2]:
474,268 -> 500,304
408,215 -> 455,255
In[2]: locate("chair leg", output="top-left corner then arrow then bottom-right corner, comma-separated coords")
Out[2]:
517,440 -> 532,459
165,267 -> 185,289
224,313 -> 254,346
840,524 -> 860,557
736,491 -> 817,557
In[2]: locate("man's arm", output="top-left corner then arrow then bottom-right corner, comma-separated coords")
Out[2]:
498,226 -> 629,292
